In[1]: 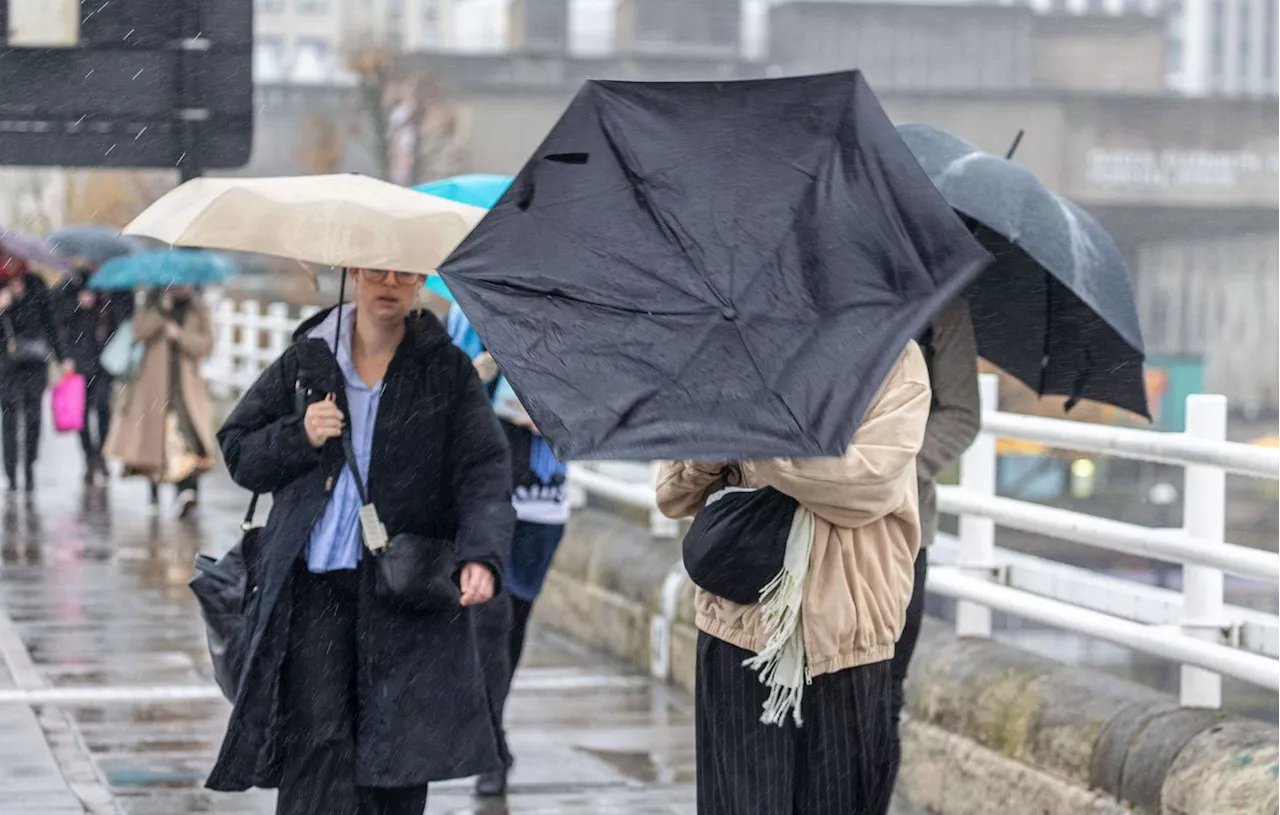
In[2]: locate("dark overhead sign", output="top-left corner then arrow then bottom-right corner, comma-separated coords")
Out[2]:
0,0 -> 253,175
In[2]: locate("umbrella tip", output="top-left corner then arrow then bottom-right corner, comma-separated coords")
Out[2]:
1005,130 -> 1025,160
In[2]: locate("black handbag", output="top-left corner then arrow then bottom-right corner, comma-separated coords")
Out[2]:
189,495 -> 262,701
1,316 -> 52,367
683,484 -> 797,605
340,433 -> 461,612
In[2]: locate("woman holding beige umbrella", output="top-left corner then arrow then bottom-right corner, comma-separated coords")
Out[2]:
125,175 -> 511,814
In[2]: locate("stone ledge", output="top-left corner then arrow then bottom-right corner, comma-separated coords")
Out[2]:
534,508 -> 1280,815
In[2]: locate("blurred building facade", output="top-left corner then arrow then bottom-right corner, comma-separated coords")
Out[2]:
250,0 -> 1278,93
252,0 -> 459,82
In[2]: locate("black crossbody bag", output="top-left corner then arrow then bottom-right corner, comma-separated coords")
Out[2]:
682,479 -> 797,606
339,432 -> 461,612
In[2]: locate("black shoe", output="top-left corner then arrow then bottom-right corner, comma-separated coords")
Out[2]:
474,769 -> 507,798
178,489 -> 198,519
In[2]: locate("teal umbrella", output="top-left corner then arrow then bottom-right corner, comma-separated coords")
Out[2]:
414,174 -> 514,303
89,249 -> 238,291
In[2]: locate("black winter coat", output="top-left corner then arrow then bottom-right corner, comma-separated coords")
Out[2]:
54,278 -> 127,378
0,274 -> 64,377
206,307 -> 515,791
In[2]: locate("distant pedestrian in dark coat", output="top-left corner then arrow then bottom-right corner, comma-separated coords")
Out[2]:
57,268 -> 128,484
0,263 -> 70,493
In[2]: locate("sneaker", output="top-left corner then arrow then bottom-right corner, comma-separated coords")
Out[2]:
474,769 -> 508,798
177,490 -> 197,519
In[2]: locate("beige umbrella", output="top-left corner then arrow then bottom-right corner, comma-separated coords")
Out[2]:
122,174 -> 486,276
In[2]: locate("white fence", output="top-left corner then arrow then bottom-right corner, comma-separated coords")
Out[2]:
207,296 -> 1280,709
205,296 -> 318,398
571,381 -> 1280,708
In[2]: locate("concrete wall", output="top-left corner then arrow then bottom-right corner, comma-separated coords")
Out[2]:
535,506 -> 1280,815
1031,15 -> 1167,92
767,2 -> 1036,90
1135,232 -> 1280,415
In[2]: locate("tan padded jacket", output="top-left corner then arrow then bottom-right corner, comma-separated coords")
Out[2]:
656,342 -> 931,677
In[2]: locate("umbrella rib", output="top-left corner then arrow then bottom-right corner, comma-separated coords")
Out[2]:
458,278 -> 711,319
596,120 -> 714,302
732,322 -> 821,453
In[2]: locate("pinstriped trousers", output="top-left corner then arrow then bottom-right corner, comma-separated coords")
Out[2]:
695,633 -> 896,815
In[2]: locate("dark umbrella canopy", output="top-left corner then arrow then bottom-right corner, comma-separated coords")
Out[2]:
47,224 -> 143,265
897,124 -> 1148,418
441,72 -> 990,462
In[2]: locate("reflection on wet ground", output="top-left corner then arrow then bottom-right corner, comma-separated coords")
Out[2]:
0,428 -> 702,814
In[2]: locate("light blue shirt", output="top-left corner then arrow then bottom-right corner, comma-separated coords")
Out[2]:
306,308 -> 382,573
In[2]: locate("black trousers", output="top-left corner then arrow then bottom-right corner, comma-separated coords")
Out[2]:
149,476 -> 199,502
696,632 -> 895,815
0,367 -> 47,488
276,562 -> 428,815
877,547 -> 928,815
475,592 -> 535,768
79,372 -> 113,462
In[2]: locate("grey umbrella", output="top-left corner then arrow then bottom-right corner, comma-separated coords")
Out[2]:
47,224 -> 144,266
0,228 -> 71,274
898,124 -> 1148,419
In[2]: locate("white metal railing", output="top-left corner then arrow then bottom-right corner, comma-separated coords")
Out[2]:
204,295 -> 319,398
208,298 -> 1280,708
572,376 -> 1280,709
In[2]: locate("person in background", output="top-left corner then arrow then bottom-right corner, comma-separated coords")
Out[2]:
657,341 -> 931,815
210,269 -> 513,814
876,295 -> 981,813
446,303 -> 571,799
57,265 -> 125,485
0,258 -> 71,495
104,287 -> 214,517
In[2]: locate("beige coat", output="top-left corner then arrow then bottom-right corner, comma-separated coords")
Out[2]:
657,342 -> 931,677
104,301 -> 216,478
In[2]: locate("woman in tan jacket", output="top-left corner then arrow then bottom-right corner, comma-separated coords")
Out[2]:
104,287 -> 215,518
657,341 -> 930,815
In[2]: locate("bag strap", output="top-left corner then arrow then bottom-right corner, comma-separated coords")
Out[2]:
241,493 -> 259,532
340,427 -> 370,507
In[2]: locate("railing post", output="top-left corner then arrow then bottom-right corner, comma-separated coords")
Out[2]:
234,300 -> 261,394
1181,394 -> 1226,708
956,373 -> 999,638
265,302 -> 290,369
208,296 -> 236,398
648,461 -> 679,539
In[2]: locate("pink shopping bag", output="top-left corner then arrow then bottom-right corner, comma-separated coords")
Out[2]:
52,373 -> 86,434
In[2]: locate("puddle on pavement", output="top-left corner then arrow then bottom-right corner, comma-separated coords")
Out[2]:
574,746 -> 694,785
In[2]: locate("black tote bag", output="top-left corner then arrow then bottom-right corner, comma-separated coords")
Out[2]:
189,495 -> 262,701
682,485 -> 797,605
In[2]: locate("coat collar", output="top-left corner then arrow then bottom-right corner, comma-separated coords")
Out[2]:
293,306 -> 451,353
291,306 -> 452,394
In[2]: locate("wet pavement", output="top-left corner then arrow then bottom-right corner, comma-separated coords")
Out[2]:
1,421 -> 918,814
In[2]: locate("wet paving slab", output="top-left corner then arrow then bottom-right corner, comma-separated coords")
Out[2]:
2,426 -> 921,815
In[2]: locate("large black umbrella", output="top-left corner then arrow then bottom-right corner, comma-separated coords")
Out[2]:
897,124 -> 1148,418
440,72 -> 990,462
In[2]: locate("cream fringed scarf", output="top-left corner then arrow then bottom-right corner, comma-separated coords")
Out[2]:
742,504 -> 816,727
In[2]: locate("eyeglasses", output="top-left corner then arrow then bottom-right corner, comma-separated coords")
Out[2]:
356,268 -> 426,286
